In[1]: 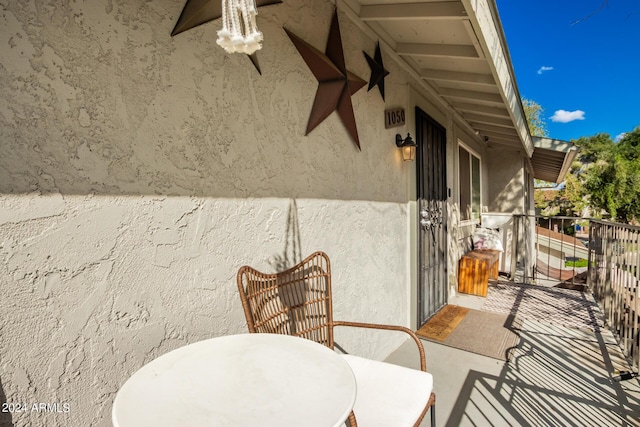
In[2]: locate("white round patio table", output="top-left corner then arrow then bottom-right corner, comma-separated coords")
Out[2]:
112,333 -> 357,427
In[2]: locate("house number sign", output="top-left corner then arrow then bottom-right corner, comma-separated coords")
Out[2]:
384,108 -> 405,129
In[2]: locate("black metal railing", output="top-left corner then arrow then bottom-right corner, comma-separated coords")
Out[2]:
480,214 -> 590,286
511,215 -> 590,286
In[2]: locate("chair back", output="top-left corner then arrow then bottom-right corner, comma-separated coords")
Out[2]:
237,251 -> 335,349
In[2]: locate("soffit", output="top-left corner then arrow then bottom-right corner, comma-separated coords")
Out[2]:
531,137 -> 578,184
341,0 -> 533,156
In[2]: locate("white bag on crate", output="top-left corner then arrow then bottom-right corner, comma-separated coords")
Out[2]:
472,227 -> 504,252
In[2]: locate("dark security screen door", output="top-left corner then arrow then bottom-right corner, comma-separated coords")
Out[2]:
416,107 -> 448,326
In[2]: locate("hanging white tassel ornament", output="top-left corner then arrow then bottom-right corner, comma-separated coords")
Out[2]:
216,0 -> 263,55
216,0 -> 234,52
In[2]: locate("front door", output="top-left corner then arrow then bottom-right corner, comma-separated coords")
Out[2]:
416,107 -> 448,326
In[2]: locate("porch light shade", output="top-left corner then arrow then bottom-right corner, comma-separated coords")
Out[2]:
402,144 -> 416,161
396,133 -> 416,161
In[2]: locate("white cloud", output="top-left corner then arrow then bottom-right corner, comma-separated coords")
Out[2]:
537,66 -> 554,75
550,110 -> 586,123
615,133 -> 627,142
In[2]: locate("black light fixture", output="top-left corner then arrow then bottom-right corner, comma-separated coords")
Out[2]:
395,133 -> 416,161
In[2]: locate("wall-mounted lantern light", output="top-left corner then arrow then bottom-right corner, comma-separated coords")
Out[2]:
395,133 -> 416,161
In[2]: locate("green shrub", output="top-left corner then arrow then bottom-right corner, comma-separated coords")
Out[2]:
565,259 -> 589,268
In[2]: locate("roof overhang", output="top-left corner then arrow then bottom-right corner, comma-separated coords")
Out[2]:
531,137 -> 578,184
340,0 -> 533,156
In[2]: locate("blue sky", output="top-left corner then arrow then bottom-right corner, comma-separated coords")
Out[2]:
495,0 -> 640,142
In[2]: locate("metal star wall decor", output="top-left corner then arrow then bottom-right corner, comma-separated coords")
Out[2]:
363,42 -> 390,101
171,0 -> 283,74
284,8 -> 366,150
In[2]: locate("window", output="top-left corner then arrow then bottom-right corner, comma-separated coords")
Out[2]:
524,169 -> 532,213
459,144 -> 481,221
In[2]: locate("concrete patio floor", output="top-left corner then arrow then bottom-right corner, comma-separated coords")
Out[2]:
385,285 -> 640,427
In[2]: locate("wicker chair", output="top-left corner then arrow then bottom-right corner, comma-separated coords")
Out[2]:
237,251 -> 436,427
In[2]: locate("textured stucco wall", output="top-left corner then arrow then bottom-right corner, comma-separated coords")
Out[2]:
486,147 -> 525,214
1,1 -> 426,425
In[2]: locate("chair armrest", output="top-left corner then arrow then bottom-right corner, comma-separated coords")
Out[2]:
333,320 -> 426,372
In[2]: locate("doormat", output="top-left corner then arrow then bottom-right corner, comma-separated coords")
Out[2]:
416,305 -> 469,342
417,306 -> 521,361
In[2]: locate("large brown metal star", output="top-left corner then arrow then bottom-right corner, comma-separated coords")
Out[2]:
284,9 -> 366,150
171,0 -> 283,74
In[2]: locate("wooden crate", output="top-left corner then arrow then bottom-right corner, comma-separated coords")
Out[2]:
458,250 -> 501,297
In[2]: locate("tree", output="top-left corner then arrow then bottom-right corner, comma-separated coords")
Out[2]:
522,98 -> 548,137
562,171 -> 588,216
577,127 -> 640,223
573,132 -> 613,163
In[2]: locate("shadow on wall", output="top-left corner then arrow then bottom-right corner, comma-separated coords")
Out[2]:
490,178 -> 523,213
0,1 -> 406,204
0,377 -> 12,427
269,199 -> 303,272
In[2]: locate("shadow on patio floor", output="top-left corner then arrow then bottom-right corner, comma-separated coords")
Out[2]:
388,282 -> 640,427
444,319 -> 640,427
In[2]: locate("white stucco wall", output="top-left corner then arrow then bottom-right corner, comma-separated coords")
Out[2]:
486,148 -> 525,213
0,1 -> 427,425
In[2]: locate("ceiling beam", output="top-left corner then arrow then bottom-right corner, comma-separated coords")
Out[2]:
486,139 -> 519,149
452,102 -> 511,118
532,136 -> 575,154
462,113 -> 514,127
462,19 -> 485,59
472,122 -> 519,136
360,2 -> 467,21
396,43 -> 478,58
439,88 -> 503,104
531,162 -> 560,170
420,69 -> 494,86
533,151 -> 566,162
484,133 -> 519,144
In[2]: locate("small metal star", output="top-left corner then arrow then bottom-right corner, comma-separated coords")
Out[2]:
363,42 -> 390,101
